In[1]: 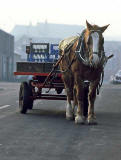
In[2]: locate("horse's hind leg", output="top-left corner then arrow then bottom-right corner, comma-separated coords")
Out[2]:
62,76 -> 74,120
73,84 -> 89,118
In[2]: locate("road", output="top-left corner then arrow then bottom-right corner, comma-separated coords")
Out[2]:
0,82 -> 121,160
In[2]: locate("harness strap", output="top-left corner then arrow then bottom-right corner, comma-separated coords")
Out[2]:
96,71 -> 104,95
61,53 -> 76,73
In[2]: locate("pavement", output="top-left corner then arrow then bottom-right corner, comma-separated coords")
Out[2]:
0,82 -> 121,160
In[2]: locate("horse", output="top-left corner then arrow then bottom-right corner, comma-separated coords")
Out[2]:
59,20 -> 110,125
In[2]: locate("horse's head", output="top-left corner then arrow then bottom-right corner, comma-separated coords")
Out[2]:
84,20 -> 110,67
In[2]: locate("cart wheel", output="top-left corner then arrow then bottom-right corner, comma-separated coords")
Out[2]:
19,82 -> 31,114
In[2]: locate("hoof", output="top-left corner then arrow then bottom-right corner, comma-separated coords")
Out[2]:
73,105 -> 78,116
66,116 -> 74,121
88,117 -> 98,125
66,106 -> 74,121
75,115 -> 85,124
66,113 -> 74,121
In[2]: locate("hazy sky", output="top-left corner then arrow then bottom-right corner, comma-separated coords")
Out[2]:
0,0 -> 121,39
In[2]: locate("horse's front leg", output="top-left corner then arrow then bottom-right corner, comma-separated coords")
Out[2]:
88,81 -> 98,125
75,82 -> 85,124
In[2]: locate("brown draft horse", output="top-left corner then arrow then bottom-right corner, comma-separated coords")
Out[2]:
59,21 -> 110,124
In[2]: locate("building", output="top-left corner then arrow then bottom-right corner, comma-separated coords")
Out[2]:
0,29 -> 14,81
14,53 -> 21,72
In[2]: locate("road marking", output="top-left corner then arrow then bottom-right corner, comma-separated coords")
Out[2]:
0,105 -> 10,110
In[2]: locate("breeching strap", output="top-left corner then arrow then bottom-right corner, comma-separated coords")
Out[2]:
96,71 -> 104,95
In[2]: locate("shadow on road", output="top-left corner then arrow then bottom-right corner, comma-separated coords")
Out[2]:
25,109 -> 121,127
27,109 -> 66,119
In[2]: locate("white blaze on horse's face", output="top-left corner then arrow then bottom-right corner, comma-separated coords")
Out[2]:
91,32 -> 100,66
91,32 -> 99,53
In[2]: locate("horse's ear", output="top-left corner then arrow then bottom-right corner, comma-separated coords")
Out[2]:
86,20 -> 93,30
100,24 -> 110,33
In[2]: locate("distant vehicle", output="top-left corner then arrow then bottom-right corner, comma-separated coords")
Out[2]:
110,70 -> 121,84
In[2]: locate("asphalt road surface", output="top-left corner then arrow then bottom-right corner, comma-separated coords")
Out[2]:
0,82 -> 121,160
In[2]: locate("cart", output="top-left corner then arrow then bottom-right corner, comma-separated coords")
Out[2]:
14,43 -> 66,114
14,42 -> 89,116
